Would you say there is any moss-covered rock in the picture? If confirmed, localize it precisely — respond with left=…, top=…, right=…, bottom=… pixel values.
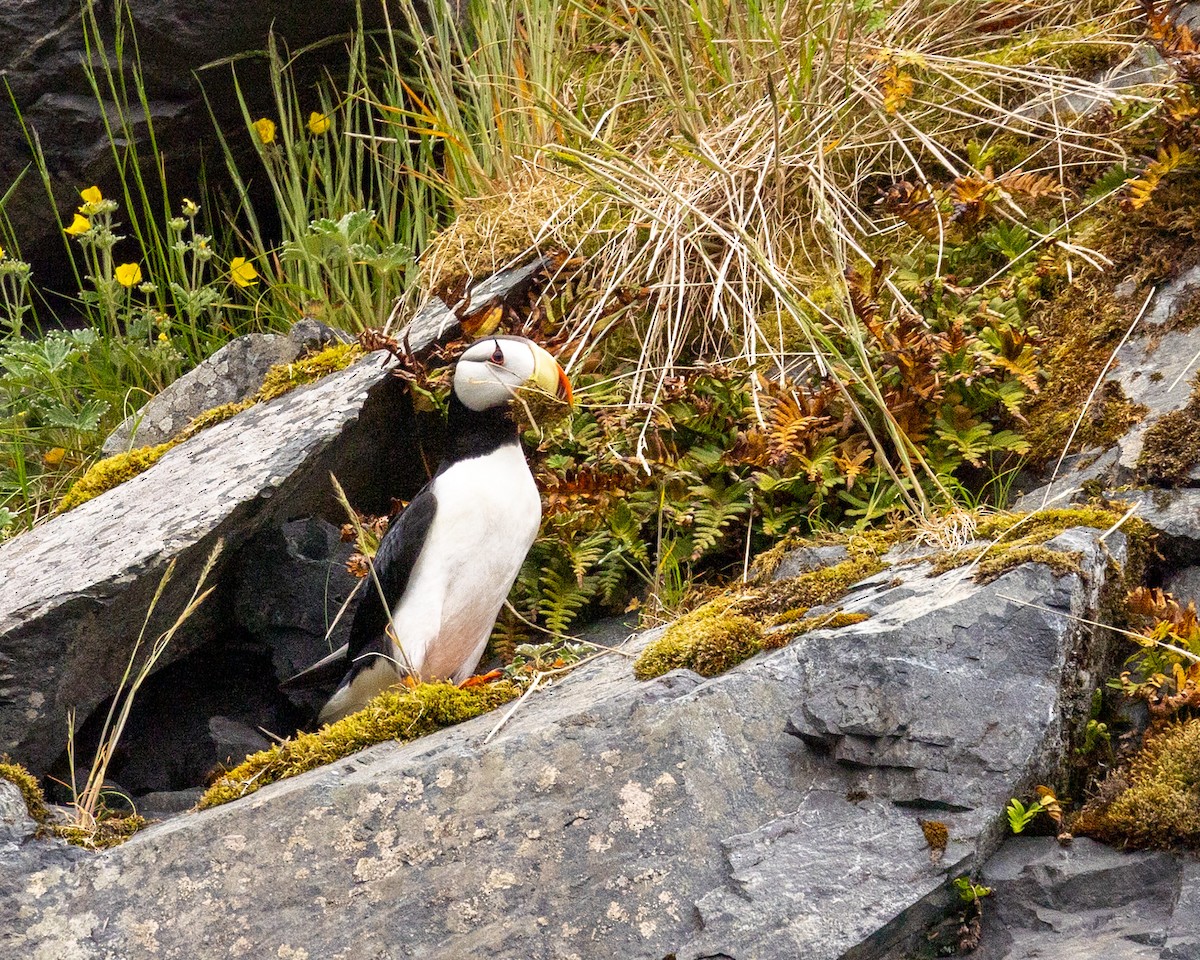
left=199, top=680, right=520, bottom=809
left=0, top=758, right=49, bottom=824
left=1137, top=383, right=1200, bottom=485
left=633, top=598, right=764, bottom=680
left=929, top=504, right=1148, bottom=582
left=634, top=545, right=885, bottom=682
left=1073, top=719, right=1200, bottom=849
left=55, top=442, right=175, bottom=513
left=56, top=343, right=364, bottom=513
left=52, top=814, right=148, bottom=850
left=255, top=342, right=362, bottom=402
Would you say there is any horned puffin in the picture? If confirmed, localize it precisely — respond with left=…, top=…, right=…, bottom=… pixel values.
left=289, top=335, right=572, bottom=725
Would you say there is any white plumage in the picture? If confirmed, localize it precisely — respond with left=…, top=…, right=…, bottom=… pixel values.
left=300, top=336, right=570, bottom=725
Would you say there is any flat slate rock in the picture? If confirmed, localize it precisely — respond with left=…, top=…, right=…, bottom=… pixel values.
left=2, top=528, right=1125, bottom=959
left=975, top=837, right=1199, bottom=960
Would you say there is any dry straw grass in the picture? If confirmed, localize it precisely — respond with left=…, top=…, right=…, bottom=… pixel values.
left=386, top=0, right=1144, bottom=504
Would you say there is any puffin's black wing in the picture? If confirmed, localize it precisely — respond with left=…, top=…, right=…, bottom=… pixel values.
left=342, top=485, right=439, bottom=674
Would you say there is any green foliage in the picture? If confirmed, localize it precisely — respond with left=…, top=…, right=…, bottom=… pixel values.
left=1006, top=796, right=1046, bottom=834
left=199, top=681, right=520, bottom=809
left=953, top=876, right=992, bottom=903
left=1110, top=587, right=1200, bottom=719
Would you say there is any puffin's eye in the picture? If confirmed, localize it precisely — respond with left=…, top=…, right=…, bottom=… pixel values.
left=490, top=343, right=504, bottom=364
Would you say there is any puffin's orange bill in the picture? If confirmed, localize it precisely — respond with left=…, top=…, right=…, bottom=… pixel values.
left=556, top=364, right=574, bottom=406
left=529, top=342, right=574, bottom=407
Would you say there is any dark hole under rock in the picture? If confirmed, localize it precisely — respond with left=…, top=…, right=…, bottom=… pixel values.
left=42, top=372, right=450, bottom=809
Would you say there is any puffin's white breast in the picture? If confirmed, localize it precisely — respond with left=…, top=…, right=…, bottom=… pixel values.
left=391, top=443, right=541, bottom=680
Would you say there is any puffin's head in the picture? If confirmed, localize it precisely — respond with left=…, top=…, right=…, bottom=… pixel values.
left=452, top=336, right=573, bottom=412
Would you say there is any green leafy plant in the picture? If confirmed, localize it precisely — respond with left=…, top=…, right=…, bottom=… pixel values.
left=1006, top=796, right=1046, bottom=834
left=953, top=876, right=992, bottom=903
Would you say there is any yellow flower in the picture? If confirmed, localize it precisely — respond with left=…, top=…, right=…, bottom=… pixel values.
left=308, top=111, right=331, bottom=135
left=64, top=214, right=91, bottom=236
left=157, top=332, right=169, bottom=343
left=182, top=198, right=200, bottom=218
left=0, top=244, right=5, bottom=261
left=253, top=118, right=276, bottom=145
left=115, top=262, right=143, bottom=287
left=43, top=447, right=67, bottom=468
left=80, top=186, right=102, bottom=206
left=229, top=256, right=259, bottom=288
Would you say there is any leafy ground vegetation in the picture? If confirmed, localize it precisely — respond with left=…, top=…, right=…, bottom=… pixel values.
left=8, top=0, right=1200, bottom=845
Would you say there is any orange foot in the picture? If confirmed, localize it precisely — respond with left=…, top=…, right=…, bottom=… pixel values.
left=459, top=669, right=503, bottom=688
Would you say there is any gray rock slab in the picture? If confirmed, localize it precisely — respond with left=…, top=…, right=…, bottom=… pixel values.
left=1, top=529, right=1123, bottom=960
left=102, top=333, right=302, bottom=454
left=1164, top=565, right=1200, bottom=606
left=1107, top=488, right=1200, bottom=547
left=0, top=354, right=399, bottom=775
left=974, top=837, right=1186, bottom=960
left=771, top=544, right=849, bottom=581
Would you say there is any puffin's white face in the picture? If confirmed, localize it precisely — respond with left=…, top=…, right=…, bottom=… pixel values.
left=453, top=336, right=572, bottom=412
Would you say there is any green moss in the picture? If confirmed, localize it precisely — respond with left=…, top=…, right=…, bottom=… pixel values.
left=764, top=610, right=871, bottom=649
left=55, top=343, right=364, bottom=514
left=634, top=547, right=885, bottom=681
left=255, top=342, right=362, bottom=402
left=199, top=680, right=520, bottom=809
left=633, top=597, right=764, bottom=681
left=746, top=554, right=885, bottom=619
left=975, top=545, right=1082, bottom=583
left=174, top=400, right=254, bottom=443
left=0, top=759, right=49, bottom=824
left=1073, top=719, right=1200, bottom=849
left=930, top=505, right=1147, bottom=581
left=55, top=441, right=175, bottom=513
left=1137, top=384, right=1200, bottom=485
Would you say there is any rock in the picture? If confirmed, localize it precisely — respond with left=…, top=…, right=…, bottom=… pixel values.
left=770, top=543, right=848, bottom=581
left=1, top=527, right=1126, bottom=959
left=0, top=262, right=558, bottom=780
left=0, top=781, right=37, bottom=854
left=973, top=837, right=1191, bottom=959
left=207, top=717, right=271, bottom=769
left=101, top=333, right=302, bottom=454
left=135, top=789, right=205, bottom=821
left=0, top=355, right=411, bottom=777
left=1014, top=263, right=1200, bottom=508
left=1105, top=488, right=1200, bottom=550
left=233, top=517, right=358, bottom=710
left=1163, top=564, right=1200, bottom=605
